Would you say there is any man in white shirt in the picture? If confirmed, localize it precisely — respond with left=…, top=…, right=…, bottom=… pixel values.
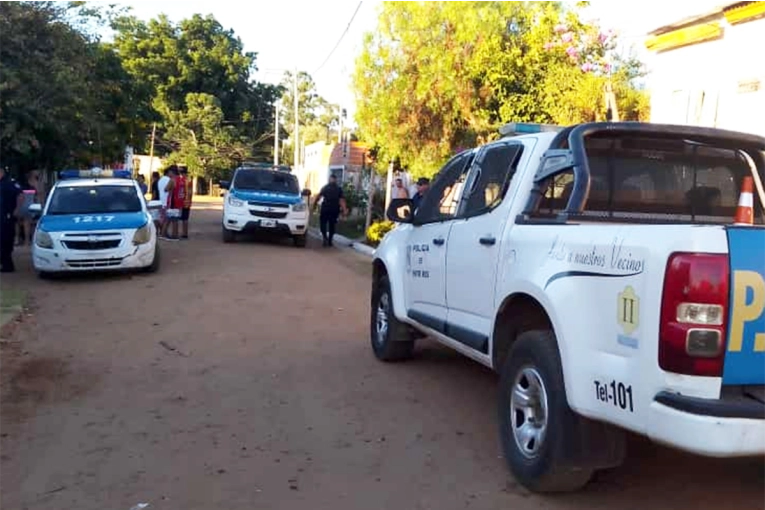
left=157, top=167, right=176, bottom=240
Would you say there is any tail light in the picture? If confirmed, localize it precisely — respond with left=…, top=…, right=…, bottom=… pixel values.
left=659, top=253, right=729, bottom=377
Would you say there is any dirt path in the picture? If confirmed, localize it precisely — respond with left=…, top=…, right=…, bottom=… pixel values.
left=1, top=204, right=763, bottom=510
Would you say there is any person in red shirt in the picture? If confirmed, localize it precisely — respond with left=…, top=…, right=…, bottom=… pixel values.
left=168, top=168, right=186, bottom=240
left=179, top=166, right=193, bottom=239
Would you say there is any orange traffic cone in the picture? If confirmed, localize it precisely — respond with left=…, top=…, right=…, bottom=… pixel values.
left=733, top=176, right=754, bottom=226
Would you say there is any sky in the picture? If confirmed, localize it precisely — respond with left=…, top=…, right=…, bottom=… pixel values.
left=111, top=0, right=725, bottom=125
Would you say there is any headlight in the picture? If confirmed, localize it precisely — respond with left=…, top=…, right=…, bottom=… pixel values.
left=228, top=195, right=244, bottom=207
left=35, top=230, right=53, bottom=249
left=132, top=223, right=151, bottom=245
left=292, top=201, right=307, bottom=212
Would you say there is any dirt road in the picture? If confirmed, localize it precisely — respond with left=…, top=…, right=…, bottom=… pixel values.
left=1, top=203, right=763, bottom=510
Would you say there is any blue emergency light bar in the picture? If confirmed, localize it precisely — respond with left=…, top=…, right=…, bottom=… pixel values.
left=499, top=122, right=562, bottom=137
left=59, top=169, right=133, bottom=180
left=241, top=162, right=292, bottom=172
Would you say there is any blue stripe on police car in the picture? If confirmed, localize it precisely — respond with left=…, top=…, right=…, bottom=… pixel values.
left=39, top=212, right=148, bottom=232
left=231, top=190, right=302, bottom=205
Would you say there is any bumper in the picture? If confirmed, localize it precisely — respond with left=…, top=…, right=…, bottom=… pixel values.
left=32, top=241, right=156, bottom=272
left=647, top=392, right=765, bottom=457
left=223, top=211, right=307, bottom=236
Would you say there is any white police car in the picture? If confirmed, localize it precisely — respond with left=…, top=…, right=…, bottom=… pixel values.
left=220, top=164, right=311, bottom=247
left=30, top=168, right=162, bottom=278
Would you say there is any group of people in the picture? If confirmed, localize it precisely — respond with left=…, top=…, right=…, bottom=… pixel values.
left=0, top=168, right=46, bottom=272
left=149, top=165, right=193, bottom=241
left=392, top=176, right=430, bottom=210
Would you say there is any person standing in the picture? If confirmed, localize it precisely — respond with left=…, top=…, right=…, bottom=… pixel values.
left=392, top=178, right=409, bottom=199
left=313, top=174, right=348, bottom=247
left=0, top=167, right=24, bottom=272
left=150, top=171, right=160, bottom=201
left=137, top=174, right=148, bottom=196
left=16, top=170, right=40, bottom=246
left=158, top=166, right=178, bottom=241
left=411, top=177, right=430, bottom=210
left=179, top=166, right=193, bottom=240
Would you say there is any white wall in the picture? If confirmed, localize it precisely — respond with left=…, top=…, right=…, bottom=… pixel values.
left=648, top=17, right=765, bottom=136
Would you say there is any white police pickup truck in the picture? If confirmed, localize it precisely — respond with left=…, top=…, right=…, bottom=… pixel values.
left=30, top=169, right=162, bottom=277
left=372, top=122, right=765, bottom=492
left=220, top=164, right=311, bottom=247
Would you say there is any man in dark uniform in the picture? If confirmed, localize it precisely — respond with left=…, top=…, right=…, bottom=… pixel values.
left=411, top=177, right=430, bottom=211
left=313, top=174, right=348, bottom=247
left=0, top=167, right=24, bottom=272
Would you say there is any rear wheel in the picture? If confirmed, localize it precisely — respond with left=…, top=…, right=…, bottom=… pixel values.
left=293, top=234, right=307, bottom=248
left=498, top=330, right=594, bottom=493
left=370, top=276, right=414, bottom=361
left=222, top=226, right=236, bottom=243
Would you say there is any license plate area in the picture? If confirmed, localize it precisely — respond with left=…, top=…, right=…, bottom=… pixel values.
left=260, top=219, right=276, bottom=228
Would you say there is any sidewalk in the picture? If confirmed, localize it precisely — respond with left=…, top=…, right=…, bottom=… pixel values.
left=307, top=228, right=375, bottom=258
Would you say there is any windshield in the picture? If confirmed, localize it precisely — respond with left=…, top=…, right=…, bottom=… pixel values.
left=233, top=169, right=299, bottom=194
left=47, top=185, right=143, bottom=215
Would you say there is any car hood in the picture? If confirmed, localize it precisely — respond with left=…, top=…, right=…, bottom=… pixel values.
left=39, top=212, right=148, bottom=232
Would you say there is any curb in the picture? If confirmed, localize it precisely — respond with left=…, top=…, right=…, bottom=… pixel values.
left=308, top=228, right=375, bottom=258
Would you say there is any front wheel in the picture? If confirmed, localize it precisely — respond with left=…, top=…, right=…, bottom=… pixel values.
left=293, top=234, right=307, bottom=248
left=369, top=276, right=414, bottom=361
left=222, top=226, right=236, bottom=243
left=143, top=243, right=161, bottom=273
left=498, top=330, right=593, bottom=493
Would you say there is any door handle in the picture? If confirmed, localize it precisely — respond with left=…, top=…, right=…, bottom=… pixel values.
left=479, top=236, right=496, bottom=246
left=432, top=237, right=445, bottom=246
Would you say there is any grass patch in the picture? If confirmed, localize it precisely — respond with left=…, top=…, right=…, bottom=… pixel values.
left=309, top=213, right=367, bottom=241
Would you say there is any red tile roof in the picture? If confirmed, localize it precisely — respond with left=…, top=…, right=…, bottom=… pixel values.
left=329, top=141, right=368, bottom=168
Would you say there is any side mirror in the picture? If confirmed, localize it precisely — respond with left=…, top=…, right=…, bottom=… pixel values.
left=146, top=200, right=163, bottom=210
left=386, top=198, right=414, bottom=223
left=219, top=180, right=230, bottom=190
left=28, top=203, right=42, bottom=217
left=301, top=188, right=312, bottom=198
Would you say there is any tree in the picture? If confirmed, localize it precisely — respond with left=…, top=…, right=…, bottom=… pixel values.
left=353, top=1, right=649, bottom=177
left=0, top=2, right=141, bottom=174
left=162, top=93, right=247, bottom=181
left=111, top=13, right=280, bottom=173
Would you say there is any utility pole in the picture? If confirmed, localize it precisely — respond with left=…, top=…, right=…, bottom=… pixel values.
left=293, top=67, right=299, bottom=171
left=147, top=122, right=157, bottom=197
left=274, top=101, right=280, bottom=166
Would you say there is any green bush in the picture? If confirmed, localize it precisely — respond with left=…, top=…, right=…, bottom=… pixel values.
left=366, top=220, right=395, bottom=246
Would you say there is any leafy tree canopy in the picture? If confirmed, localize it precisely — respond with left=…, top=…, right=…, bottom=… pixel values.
left=353, top=1, right=649, bottom=177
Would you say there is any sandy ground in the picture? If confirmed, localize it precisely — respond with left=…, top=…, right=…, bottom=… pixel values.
left=1, top=203, right=763, bottom=510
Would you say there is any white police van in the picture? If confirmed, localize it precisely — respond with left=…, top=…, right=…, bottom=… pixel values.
left=220, top=164, right=311, bottom=247
left=30, top=168, right=162, bottom=278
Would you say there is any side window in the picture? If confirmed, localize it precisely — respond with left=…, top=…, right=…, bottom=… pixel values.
left=414, top=152, right=473, bottom=224
left=460, top=144, right=523, bottom=218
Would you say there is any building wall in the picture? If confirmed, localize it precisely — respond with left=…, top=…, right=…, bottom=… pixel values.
left=648, top=9, right=765, bottom=136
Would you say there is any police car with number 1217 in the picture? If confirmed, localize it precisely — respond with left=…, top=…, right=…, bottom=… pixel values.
left=30, top=169, right=163, bottom=277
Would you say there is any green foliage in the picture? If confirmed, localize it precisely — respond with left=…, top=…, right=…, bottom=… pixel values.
left=111, top=13, right=280, bottom=176
left=353, top=1, right=649, bottom=178
left=366, top=220, right=395, bottom=246
left=0, top=1, right=141, bottom=173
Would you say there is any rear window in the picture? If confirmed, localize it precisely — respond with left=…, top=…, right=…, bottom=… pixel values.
left=233, top=169, right=299, bottom=194
left=48, top=185, right=142, bottom=215
left=538, top=135, right=764, bottom=224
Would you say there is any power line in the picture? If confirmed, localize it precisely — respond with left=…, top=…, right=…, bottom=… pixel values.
left=313, top=1, right=363, bottom=75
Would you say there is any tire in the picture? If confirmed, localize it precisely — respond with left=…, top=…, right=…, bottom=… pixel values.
left=370, top=275, right=415, bottom=361
left=498, top=330, right=594, bottom=493
left=293, top=234, right=307, bottom=248
left=222, top=226, right=236, bottom=243
left=143, top=243, right=161, bottom=273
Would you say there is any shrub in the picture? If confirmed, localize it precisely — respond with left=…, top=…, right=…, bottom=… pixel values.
left=366, top=220, right=395, bottom=246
